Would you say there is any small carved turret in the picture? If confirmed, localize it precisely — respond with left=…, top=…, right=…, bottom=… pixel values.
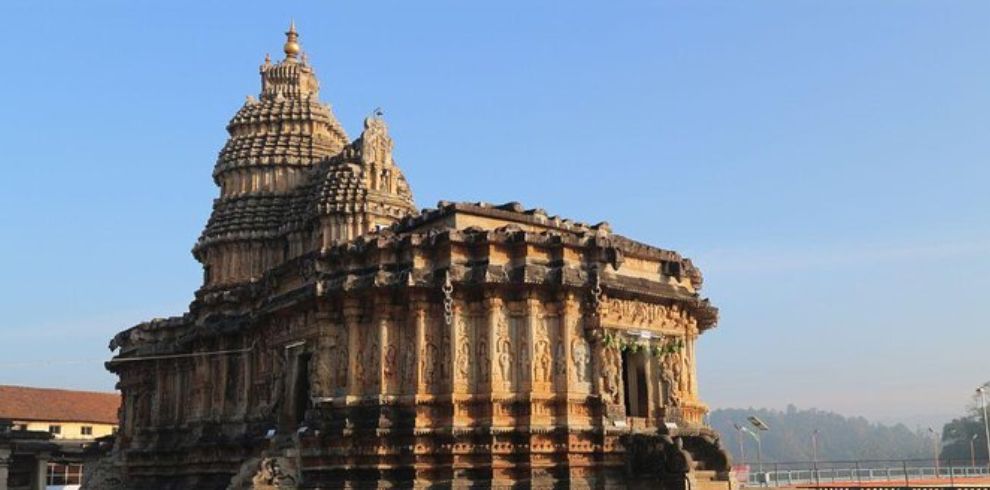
left=316, top=111, right=416, bottom=247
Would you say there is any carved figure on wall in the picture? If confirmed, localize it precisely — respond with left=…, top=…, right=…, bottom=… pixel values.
left=354, top=336, right=366, bottom=385
left=477, top=334, right=489, bottom=382
left=402, top=340, right=415, bottom=389
left=368, top=337, right=380, bottom=388
left=334, top=343, right=348, bottom=388
left=251, top=457, right=297, bottom=489
left=422, top=335, right=438, bottom=387
left=384, top=344, right=397, bottom=380
left=571, top=337, right=590, bottom=383
left=673, top=352, right=688, bottom=396
left=455, top=319, right=471, bottom=381
left=661, top=353, right=682, bottom=407
left=534, top=319, right=552, bottom=382
left=495, top=316, right=512, bottom=383
left=602, top=347, right=621, bottom=404
left=310, top=343, right=333, bottom=397
left=518, top=329, right=529, bottom=384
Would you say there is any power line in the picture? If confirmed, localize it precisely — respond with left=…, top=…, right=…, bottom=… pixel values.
left=0, top=342, right=257, bottom=369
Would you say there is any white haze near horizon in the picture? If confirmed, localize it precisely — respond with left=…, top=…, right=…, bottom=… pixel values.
left=0, top=2, right=988, bottom=432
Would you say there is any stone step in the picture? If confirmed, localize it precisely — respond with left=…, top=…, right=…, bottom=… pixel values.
left=693, top=470, right=718, bottom=479
left=693, top=479, right=732, bottom=490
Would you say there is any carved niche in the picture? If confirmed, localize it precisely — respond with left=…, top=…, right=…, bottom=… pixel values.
left=534, top=317, right=552, bottom=384
left=476, top=325, right=490, bottom=384
left=571, top=336, right=590, bottom=384
left=454, top=317, right=472, bottom=387
left=661, top=352, right=682, bottom=407
left=421, top=330, right=439, bottom=390
left=601, top=346, right=622, bottom=405
left=401, top=323, right=416, bottom=391
left=494, top=311, right=512, bottom=388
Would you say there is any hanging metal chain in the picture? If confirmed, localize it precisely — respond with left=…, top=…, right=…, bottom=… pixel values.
left=442, top=270, right=454, bottom=325
left=590, top=266, right=604, bottom=317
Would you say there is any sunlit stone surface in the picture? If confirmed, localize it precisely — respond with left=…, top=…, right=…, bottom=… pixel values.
left=96, top=25, right=733, bottom=490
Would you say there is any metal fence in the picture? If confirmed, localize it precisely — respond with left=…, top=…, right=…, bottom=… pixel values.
left=735, top=458, right=990, bottom=487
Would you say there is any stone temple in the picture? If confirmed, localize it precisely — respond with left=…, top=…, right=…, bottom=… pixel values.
left=96, top=24, right=733, bottom=490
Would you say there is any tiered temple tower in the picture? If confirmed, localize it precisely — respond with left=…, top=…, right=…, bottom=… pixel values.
left=194, top=23, right=414, bottom=288
left=99, top=25, right=733, bottom=490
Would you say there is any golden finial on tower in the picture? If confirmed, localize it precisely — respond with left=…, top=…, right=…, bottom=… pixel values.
left=284, top=20, right=301, bottom=60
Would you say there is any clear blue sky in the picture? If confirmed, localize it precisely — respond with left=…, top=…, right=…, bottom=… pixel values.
left=1, top=1, right=987, bottom=428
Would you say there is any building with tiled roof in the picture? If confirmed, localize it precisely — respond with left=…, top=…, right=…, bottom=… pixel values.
left=0, top=386, right=118, bottom=440
left=0, top=386, right=118, bottom=490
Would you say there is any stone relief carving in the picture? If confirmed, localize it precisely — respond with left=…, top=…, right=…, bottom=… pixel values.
left=477, top=331, right=490, bottom=383
left=455, top=318, right=471, bottom=382
left=367, top=335, right=380, bottom=389
left=661, top=353, right=682, bottom=407
left=384, top=344, right=397, bottom=380
left=402, top=326, right=416, bottom=389
left=602, top=347, right=622, bottom=405
left=517, top=321, right=529, bottom=384
left=495, top=315, right=512, bottom=383
left=227, top=456, right=298, bottom=489
left=333, top=329, right=348, bottom=389
left=601, top=297, right=693, bottom=332
left=310, top=341, right=333, bottom=397
left=534, top=318, right=552, bottom=383
left=571, top=337, right=590, bottom=383
left=422, top=333, right=439, bottom=388
left=354, top=330, right=366, bottom=386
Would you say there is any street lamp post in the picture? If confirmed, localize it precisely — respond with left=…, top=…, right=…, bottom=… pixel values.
left=978, top=387, right=990, bottom=471
left=972, top=434, right=979, bottom=469
left=811, top=429, right=820, bottom=464
left=811, top=429, right=821, bottom=486
left=745, top=416, right=770, bottom=485
left=733, top=423, right=746, bottom=464
left=742, top=427, right=763, bottom=479
left=928, top=427, right=940, bottom=478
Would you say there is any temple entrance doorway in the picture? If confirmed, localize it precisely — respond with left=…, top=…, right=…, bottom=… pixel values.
left=285, top=351, right=311, bottom=427
left=622, top=350, right=649, bottom=418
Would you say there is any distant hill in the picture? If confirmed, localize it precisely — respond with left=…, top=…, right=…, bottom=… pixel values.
left=709, top=405, right=930, bottom=463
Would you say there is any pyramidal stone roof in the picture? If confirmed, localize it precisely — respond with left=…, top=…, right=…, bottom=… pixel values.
left=194, top=25, right=416, bottom=259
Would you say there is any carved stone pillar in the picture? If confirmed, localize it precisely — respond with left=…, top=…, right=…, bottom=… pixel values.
left=451, top=298, right=467, bottom=396
left=523, top=295, right=539, bottom=396
left=0, top=447, right=10, bottom=490
left=343, top=297, right=361, bottom=397
left=485, top=293, right=506, bottom=432
left=687, top=333, right=699, bottom=400
left=412, top=294, right=427, bottom=394
left=375, top=297, right=390, bottom=395
left=32, top=453, right=49, bottom=490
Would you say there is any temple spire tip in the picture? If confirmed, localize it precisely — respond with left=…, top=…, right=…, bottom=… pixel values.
left=283, top=20, right=301, bottom=60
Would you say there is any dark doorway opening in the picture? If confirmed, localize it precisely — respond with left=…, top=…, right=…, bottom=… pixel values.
left=622, top=350, right=649, bottom=417
left=292, top=352, right=312, bottom=426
